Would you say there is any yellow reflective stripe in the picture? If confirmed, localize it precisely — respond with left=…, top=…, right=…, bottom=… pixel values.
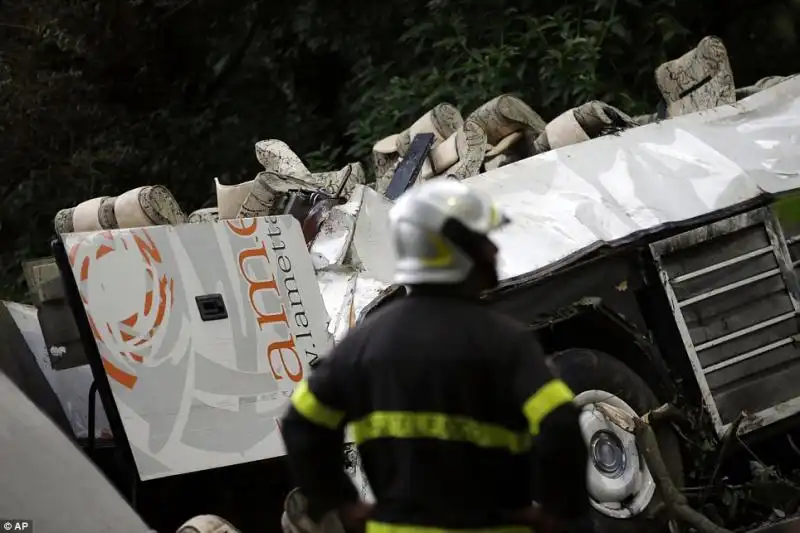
left=291, top=381, right=345, bottom=430
left=367, top=521, right=531, bottom=533
left=350, top=411, right=531, bottom=454
left=489, top=204, right=499, bottom=227
left=522, top=379, right=574, bottom=436
left=419, top=233, right=454, bottom=268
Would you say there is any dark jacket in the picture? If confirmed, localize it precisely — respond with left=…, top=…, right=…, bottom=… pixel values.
left=281, top=291, right=589, bottom=531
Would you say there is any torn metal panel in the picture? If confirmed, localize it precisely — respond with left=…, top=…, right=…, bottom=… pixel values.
left=350, top=187, right=395, bottom=283
left=311, top=186, right=395, bottom=341
left=311, top=185, right=394, bottom=282
left=326, top=273, right=389, bottom=342
left=309, top=186, right=364, bottom=268
left=650, top=207, right=800, bottom=436
left=316, top=271, right=356, bottom=322
left=351, top=276, right=392, bottom=325
left=316, top=270, right=358, bottom=337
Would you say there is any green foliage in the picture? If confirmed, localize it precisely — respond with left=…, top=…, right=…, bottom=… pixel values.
left=2, top=0, right=800, bottom=297
left=303, top=143, right=344, bottom=173
left=342, top=0, right=690, bottom=159
left=775, top=193, right=800, bottom=234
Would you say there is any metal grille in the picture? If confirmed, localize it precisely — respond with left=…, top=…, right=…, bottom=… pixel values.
left=650, top=208, right=800, bottom=436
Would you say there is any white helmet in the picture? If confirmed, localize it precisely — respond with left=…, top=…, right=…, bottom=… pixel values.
left=389, top=177, right=509, bottom=285
left=176, top=515, right=241, bottom=533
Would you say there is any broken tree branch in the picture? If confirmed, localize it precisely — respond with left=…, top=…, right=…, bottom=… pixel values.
left=633, top=408, right=733, bottom=533
left=701, top=412, right=745, bottom=504
left=642, top=403, right=687, bottom=425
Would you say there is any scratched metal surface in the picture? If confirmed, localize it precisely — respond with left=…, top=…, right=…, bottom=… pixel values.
left=467, top=77, right=800, bottom=282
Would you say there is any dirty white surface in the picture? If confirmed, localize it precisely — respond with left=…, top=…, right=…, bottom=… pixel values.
left=0, top=370, right=151, bottom=533
left=467, top=77, right=800, bottom=281
left=311, top=186, right=394, bottom=341
left=58, top=216, right=331, bottom=480
left=4, top=301, right=112, bottom=439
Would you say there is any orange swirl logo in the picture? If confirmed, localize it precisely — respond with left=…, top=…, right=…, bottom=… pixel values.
left=68, top=229, right=175, bottom=389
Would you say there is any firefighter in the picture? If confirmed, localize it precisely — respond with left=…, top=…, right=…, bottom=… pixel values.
left=280, top=177, right=592, bottom=533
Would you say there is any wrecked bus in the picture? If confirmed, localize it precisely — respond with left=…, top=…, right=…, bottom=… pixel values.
left=7, top=41, right=800, bottom=533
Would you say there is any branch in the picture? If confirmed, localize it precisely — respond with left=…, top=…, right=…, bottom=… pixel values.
left=633, top=406, right=733, bottom=533
left=701, top=413, right=744, bottom=504
left=642, top=403, right=687, bottom=425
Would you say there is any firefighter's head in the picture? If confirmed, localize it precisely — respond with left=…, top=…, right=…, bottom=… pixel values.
left=388, top=177, right=509, bottom=293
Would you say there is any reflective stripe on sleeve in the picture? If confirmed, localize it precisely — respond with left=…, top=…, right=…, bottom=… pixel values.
left=350, top=411, right=531, bottom=454
left=521, top=379, right=574, bottom=436
left=367, top=521, right=531, bottom=533
left=291, top=380, right=346, bottom=430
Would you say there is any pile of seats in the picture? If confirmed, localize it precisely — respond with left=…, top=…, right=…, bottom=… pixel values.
left=52, top=35, right=797, bottom=241
left=52, top=138, right=367, bottom=234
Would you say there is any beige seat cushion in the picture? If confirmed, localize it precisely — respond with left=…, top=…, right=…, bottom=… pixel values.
left=254, top=139, right=311, bottom=178
left=53, top=185, right=185, bottom=233
left=236, top=172, right=317, bottom=219
left=72, top=197, right=108, bottom=233
left=188, top=208, right=220, bottom=224
left=216, top=178, right=253, bottom=220
left=467, top=95, right=546, bottom=156
left=309, top=162, right=366, bottom=197
left=114, top=185, right=186, bottom=228
left=655, top=35, right=735, bottom=117
left=53, top=208, right=75, bottom=234
left=176, top=515, right=241, bottom=533
left=435, top=120, right=487, bottom=181
left=545, top=109, right=591, bottom=150
left=395, top=103, right=463, bottom=156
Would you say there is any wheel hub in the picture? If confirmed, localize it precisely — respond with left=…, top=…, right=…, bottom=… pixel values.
left=590, top=430, right=626, bottom=478
left=574, top=390, right=657, bottom=520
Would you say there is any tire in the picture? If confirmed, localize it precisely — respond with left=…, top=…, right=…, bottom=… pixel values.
left=548, top=348, right=684, bottom=533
